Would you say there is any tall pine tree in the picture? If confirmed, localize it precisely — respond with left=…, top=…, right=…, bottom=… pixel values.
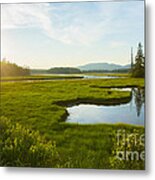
left=132, top=43, right=145, bottom=78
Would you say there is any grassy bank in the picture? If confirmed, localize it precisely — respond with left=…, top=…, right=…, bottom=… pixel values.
left=0, top=77, right=145, bottom=169
left=0, top=74, right=84, bottom=81
left=0, top=72, right=130, bottom=82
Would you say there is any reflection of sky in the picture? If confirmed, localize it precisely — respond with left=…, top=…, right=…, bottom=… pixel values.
left=66, top=93, right=144, bottom=125
left=83, top=75, right=119, bottom=79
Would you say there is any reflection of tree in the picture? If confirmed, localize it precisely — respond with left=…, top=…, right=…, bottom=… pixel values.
left=133, top=88, right=145, bottom=117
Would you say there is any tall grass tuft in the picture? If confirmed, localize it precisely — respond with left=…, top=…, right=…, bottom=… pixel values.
left=0, top=116, right=60, bottom=167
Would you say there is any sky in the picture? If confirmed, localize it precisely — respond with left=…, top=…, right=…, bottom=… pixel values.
left=1, top=0, right=144, bottom=69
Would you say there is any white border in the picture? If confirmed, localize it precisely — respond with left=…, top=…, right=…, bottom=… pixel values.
left=0, top=0, right=155, bottom=179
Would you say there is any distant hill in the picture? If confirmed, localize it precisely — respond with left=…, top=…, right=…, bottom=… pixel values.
left=31, top=69, right=47, bottom=74
left=78, top=63, right=131, bottom=71
left=47, top=67, right=81, bottom=74
left=30, top=63, right=131, bottom=75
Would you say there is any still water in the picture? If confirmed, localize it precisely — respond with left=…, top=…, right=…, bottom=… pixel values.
left=66, top=88, right=145, bottom=126
left=39, top=74, right=122, bottom=79
left=83, top=75, right=121, bottom=79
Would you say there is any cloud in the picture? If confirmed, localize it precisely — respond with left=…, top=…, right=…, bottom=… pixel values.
left=1, top=1, right=144, bottom=45
left=1, top=3, right=109, bottom=45
left=1, top=3, right=52, bottom=36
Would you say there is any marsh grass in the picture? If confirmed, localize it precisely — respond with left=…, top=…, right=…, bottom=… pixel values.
left=0, top=75, right=83, bottom=81
left=0, top=77, right=145, bottom=168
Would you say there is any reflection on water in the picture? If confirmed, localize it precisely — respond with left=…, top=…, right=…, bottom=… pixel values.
left=66, top=88, right=145, bottom=125
left=133, top=88, right=145, bottom=117
left=40, top=74, right=122, bottom=79
left=83, top=75, right=120, bottom=79
left=3, top=75, right=122, bottom=83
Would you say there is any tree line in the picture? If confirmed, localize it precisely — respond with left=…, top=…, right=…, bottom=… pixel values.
left=1, top=60, right=30, bottom=77
left=1, top=43, right=145, bottom=78
left=47, top=67, right=81, bottom=74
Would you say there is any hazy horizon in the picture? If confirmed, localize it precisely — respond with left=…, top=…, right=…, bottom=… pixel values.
left=30, top=61, right=130, bottom=70
left=1, top=1, right=144, bottom=69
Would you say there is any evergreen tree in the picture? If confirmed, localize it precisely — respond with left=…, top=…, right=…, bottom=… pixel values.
left=132, top=43, right=145, bottom=77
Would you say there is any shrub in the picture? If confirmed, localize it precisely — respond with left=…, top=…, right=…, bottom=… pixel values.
left=109, top=129, right=145, bottom=170
left=0, top=116, right=60, bottom=167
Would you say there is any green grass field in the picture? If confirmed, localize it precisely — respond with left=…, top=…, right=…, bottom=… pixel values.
left=0, top=73, right=129, bottom=81
left=0, top=77, right=145, bottom=169
left=0, top=74, right=84, bottom=81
